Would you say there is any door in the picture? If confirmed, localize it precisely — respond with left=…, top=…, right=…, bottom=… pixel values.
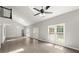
left=56, top=24, right=65, bottom=45
left=0, top=24, right=2, bottom=48
left=48, top=25, right=56, bottom=43
left=48, top=23, right=65, bottom=45
left=33, top=27, right=39, bottom=39
left=22, top=29, right=25, bottom=36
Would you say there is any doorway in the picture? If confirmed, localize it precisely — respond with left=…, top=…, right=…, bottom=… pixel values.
left=48, top=23, right=65, bottom=45
left=32, top=27, right=39, bottom=39
left=0, top=24, right=2, bottom=48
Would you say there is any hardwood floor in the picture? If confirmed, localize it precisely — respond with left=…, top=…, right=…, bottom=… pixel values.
left=0, top=37, right=79, bottom=53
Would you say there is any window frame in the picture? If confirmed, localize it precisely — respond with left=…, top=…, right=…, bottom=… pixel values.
left=0, top=6, right=12, bottom=19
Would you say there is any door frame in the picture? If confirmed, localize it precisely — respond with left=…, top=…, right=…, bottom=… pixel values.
left=48, top=23, right=65, bottom=46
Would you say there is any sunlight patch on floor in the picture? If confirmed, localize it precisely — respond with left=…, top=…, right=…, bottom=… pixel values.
left=54, top=45, right=64, bottom=50
left=44, top=43, right=54, bottom=46
left=8, top=48, right=24, bottom=53
left=7, top=39, right=17, bottom=42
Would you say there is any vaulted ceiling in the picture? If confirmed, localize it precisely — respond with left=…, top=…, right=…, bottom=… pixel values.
left=6, top=6, right=79, bottom=26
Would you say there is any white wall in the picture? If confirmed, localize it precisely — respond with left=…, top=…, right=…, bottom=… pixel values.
left=0, top=12, right=24, bottom=45
left=6, top=23, right=23, bottom=38
left=27, top=9, right=79, bottom=49
left=0, top=18, right=24, bottom=44
left=0, top=17, right=12, bottom=44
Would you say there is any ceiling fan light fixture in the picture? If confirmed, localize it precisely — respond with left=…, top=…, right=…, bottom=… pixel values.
left=40, top=13, right=45, bottom=17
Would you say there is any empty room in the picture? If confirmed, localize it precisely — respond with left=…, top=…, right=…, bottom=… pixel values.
left=0, top=6, right=79, bottom=53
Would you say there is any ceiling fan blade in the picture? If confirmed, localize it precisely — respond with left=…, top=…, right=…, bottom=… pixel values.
left=33, top=8, right=40, bottom=12
left=46, top=6, right=50, bottom=10
left=34, top=13, right=40, bottom=16
left=45, top=12, right=53, bottom=14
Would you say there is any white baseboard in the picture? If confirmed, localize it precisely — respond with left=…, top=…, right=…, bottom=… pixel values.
left=65, top=46, right=79, bottom=51
left=37, top=38, right=79, bottom=51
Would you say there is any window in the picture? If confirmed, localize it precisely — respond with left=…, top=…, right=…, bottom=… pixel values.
left=0, top=6, right=12, bottom=19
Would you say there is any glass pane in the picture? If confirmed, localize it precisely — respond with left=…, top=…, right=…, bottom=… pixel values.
left=0, top=7, right=4, bottom=17
left=56, top=25, right=64, bottom=44
left=0, top=6, right=12, bottom=19
left=3, top=8, right=10, bottom=17
left=49, top=28, right=54, bottom=34
left=57, top=33, right=64, bottom=44
left=57, top=26, right=63, bottom=32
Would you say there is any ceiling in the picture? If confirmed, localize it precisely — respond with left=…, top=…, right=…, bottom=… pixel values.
left=6, top=6, right=79, bottom=26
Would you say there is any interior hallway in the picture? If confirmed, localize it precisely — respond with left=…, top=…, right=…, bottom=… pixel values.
left=0, top=37, right=79, bottom=53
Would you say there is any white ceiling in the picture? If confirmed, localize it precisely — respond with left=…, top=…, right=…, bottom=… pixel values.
left=6, top=6, right=79, bottom=26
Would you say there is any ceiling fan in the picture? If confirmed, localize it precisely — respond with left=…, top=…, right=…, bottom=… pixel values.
left=33, top=6, right=52, bottom=16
